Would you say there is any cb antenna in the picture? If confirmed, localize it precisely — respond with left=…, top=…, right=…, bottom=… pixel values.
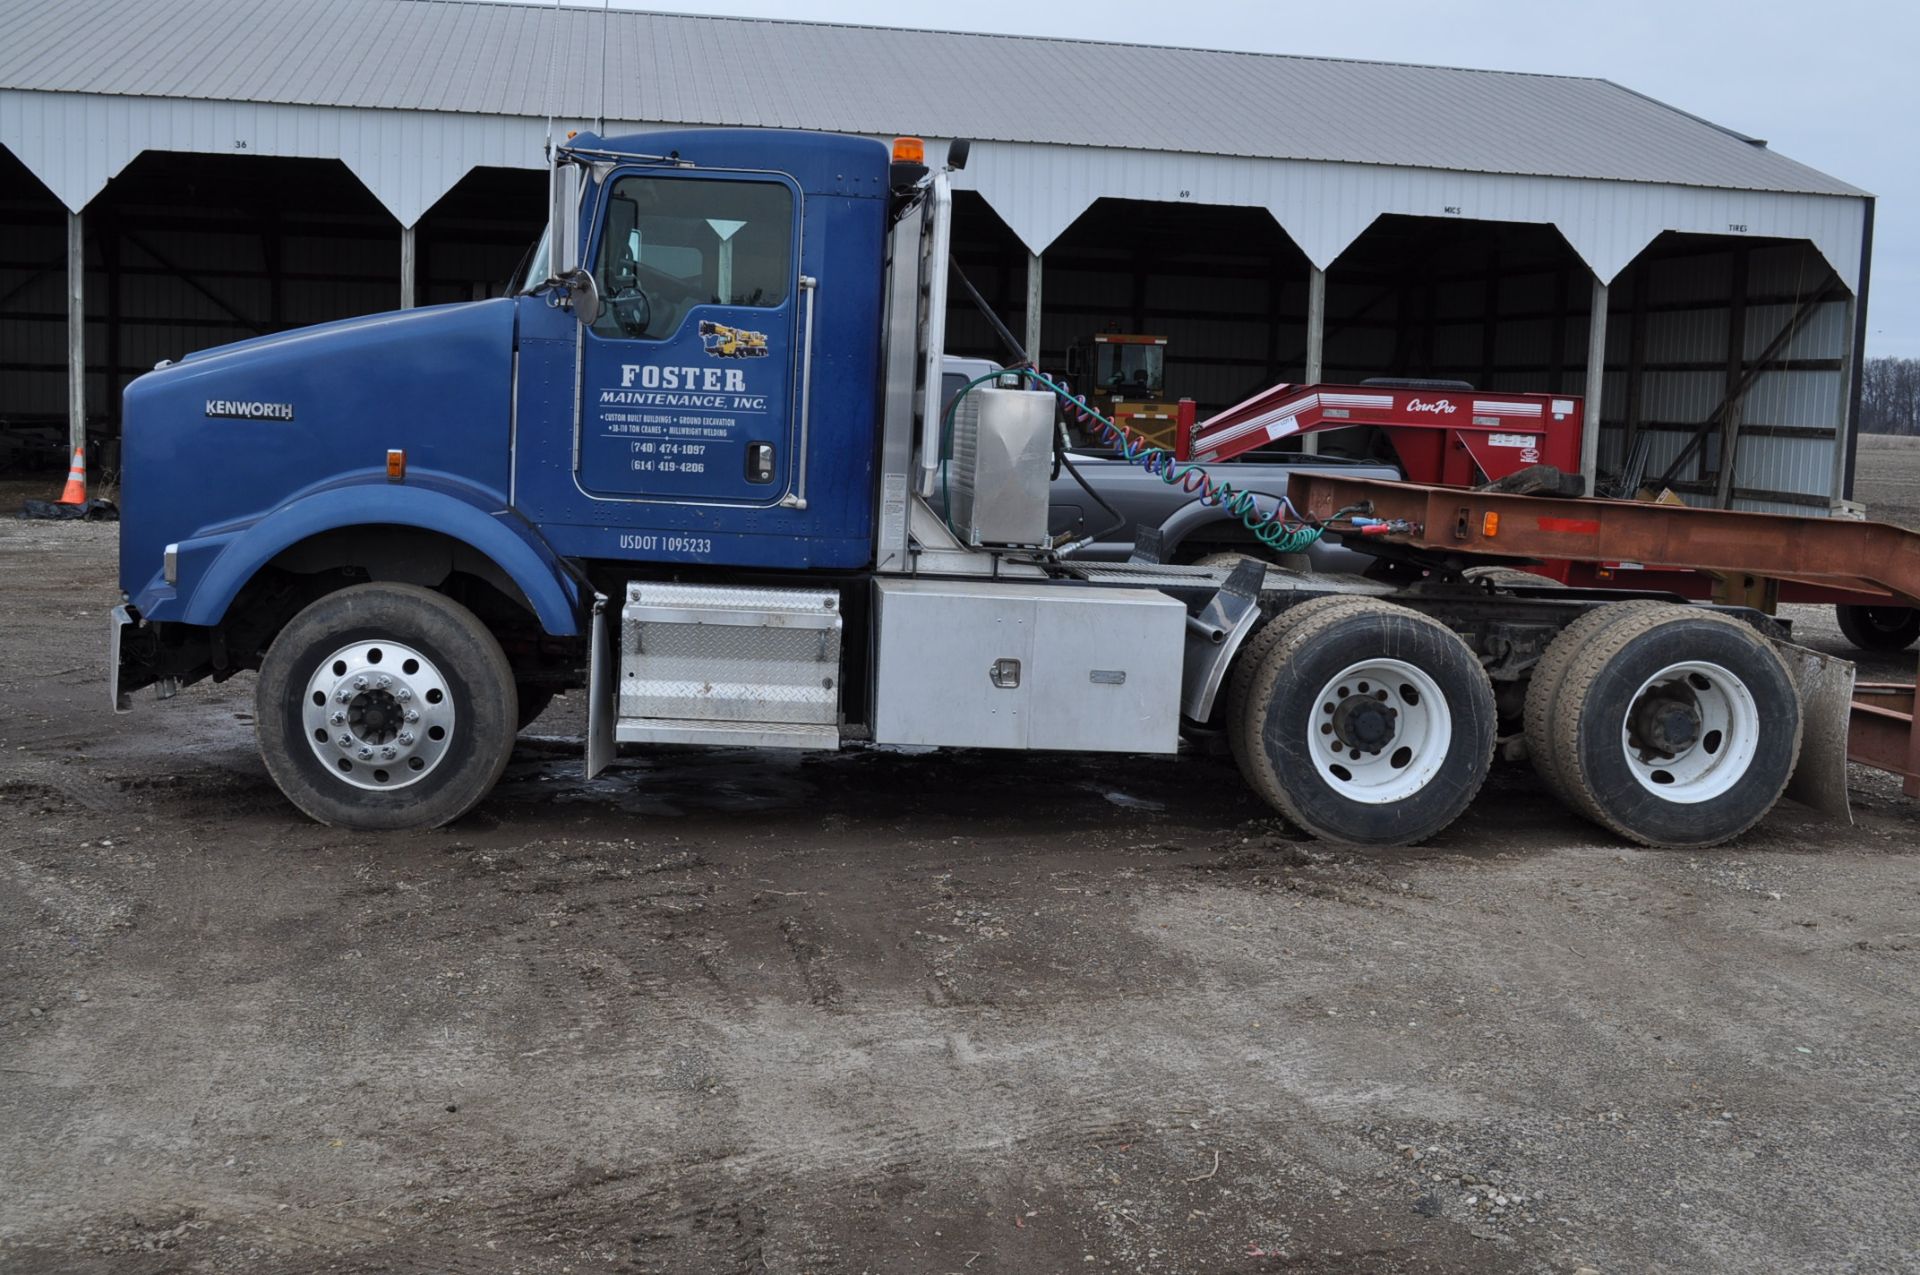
left=543, top=0, right=563, bottom=158
left=596, top=0, right=610, bottom=134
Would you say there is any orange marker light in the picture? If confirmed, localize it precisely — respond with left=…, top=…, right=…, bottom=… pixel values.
left=892, top=136, right=926, bottom=164
left=387, top=449, right=406, bottom=482
left=1482, top=511, right=1500, bottom=537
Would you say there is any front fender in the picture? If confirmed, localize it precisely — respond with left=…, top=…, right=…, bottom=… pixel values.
left=178, top=473, right=583, bottom=636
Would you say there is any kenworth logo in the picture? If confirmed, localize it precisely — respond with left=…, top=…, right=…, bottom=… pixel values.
left=205, top=399, right=294, bottom=421
left=1406, top=398, right=1458, bottom=415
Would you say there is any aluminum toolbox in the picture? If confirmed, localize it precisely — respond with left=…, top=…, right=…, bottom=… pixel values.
left=872, top=577, right=1183, bottom=752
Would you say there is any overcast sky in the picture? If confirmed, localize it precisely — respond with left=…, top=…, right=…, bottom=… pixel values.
left=540, top=0, right=1918, bottom=357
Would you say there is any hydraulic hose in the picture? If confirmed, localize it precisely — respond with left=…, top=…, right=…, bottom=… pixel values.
left=941, top=368, right=1330, bottom=554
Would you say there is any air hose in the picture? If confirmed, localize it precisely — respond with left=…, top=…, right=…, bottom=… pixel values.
left=942, top=367, right=1331, bottom=554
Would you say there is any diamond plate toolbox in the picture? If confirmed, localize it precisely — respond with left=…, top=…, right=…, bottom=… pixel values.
left=619, top=583, right=842, bottom=725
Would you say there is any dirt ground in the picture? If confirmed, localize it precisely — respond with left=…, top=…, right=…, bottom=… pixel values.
left=2, top=453, right=1918, bottom=1275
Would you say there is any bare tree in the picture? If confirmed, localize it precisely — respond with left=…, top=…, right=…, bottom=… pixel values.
left=1862, top=357, right=1920, bottom=435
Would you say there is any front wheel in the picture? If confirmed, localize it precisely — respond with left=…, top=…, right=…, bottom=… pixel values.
left=1233, top=599, right=1496, bottom=846
left=256, top=583, right=519, bottom=830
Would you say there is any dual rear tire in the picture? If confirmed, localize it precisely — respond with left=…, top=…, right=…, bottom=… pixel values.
left=1228, top=597, right=1497, bottom=846
left=1228, top=597, right=1802, bottom=850
left=1524, top=603, right=1800, bottom=847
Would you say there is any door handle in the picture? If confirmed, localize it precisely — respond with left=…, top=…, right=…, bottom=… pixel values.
left=779, top=274, right=818, bottom=510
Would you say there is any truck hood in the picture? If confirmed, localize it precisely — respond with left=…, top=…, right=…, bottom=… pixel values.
left=119, top=298, right=521, bottom=610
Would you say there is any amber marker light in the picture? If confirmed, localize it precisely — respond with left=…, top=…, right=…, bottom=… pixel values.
left=892, top=136, right=926, bottom=163
left=387, top=449, right=407, bottom=482
left=1482, top=511, right=1500, bottom=537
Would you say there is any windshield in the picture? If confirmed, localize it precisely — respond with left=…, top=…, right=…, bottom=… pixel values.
left=511, top=228, right=551, bottom=295
left=1095, top=341, right=1164, bottom=394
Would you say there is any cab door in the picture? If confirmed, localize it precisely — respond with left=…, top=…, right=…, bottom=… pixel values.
left=574, top=169, right=801, bottom=506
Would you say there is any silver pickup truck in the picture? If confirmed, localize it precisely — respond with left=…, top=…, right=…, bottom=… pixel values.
left=942, top=357, right=1400, bottom=570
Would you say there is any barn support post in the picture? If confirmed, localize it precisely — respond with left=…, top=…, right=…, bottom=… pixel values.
left=400, top=224, right=417, bottom=310
left=1580, top=277, right=1609, bottom=493
left=1715, top=247, right=1750, bottom=508
left=1024, top=250, right=1042, bottom=365
left=66, top=209, right=85, bottom=469
left=1301, top=265, right=1326, bottom=456
left=1830, top=292, right=1857, bottom=509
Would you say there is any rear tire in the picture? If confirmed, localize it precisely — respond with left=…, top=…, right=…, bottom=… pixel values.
left=256, top=583, right=518, bottom=830
left=1545, top=604, right=1800, bottom=848
left=1233, top=599, right=1496, bottom=846
left=1225, top=595, right=1380, bottom=776
left=1523, top=601, right=1669, bottom=804
left=1835, top=604, right=1920, bottom=653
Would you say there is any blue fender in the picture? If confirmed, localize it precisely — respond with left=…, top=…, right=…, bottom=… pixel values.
left=183, top=473, right=583, bottom=636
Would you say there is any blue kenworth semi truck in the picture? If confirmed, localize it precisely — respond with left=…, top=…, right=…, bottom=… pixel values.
left=110, top=128, right=1830, bottom=849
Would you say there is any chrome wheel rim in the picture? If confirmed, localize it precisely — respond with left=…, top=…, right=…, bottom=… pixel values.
left=1308, top=658, right=1451, bottom=804
left=301, top=640, right=455, bottom=791
left=1619, top=660, right=1757, bottom=803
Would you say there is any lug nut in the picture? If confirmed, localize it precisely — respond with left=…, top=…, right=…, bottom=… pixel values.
left=396, top=688, right=412, bottom=702
left=377, top=675, right=392, bottom=689
left=353, top=675, right=368, bottom=690
left=381, top=746, right=397, bottom=761
left=329, top=711, right=346, bottom=725
left=397, top=731, right=415, bottom=746
left=336, top=688, right=352, bottom=702
left=404, top=709, right=419, bottom=722
left=337, top=734, right=353, bottom=749
left=357, top=746, right=373, bottom=759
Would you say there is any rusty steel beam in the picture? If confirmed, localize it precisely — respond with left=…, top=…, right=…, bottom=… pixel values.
left=1851, top=682, right=1919, bottom=798
left=1291, top=475, right=1920, bottom=608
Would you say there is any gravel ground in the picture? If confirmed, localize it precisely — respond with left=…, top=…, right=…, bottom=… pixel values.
left=1, top=459, right=1917, bottom=1275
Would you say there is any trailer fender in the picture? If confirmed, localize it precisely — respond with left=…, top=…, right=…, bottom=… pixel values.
left=181, top=474, right=583, bottom=637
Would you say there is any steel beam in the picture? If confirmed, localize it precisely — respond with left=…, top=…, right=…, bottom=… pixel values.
left=66, top=209, right=84, bottom=465
left=1851, top=680, right=1919, bottom=797
left=1301, top=266, right=1326, bottom=456
left=1023, top=250, right=1041, bottom=365
left=1579, top=277, right=1607, bottom=492
left=400, top=225, right=417, bottom=310
left=1288, top=474, right=1920, bottom=608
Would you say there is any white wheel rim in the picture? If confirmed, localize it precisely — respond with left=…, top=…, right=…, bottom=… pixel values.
left=1308, top=658, right=1452, bottom=805
left=1619, top=660, right=1757, bottom=803
left=300, top=640, right=456, bottom=791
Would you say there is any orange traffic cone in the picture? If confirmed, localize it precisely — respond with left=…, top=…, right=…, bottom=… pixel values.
left=56, top=445, right=87, bottom=505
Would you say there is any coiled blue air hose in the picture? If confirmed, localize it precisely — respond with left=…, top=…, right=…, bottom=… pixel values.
left=942, top=367, right=1326, bottom=554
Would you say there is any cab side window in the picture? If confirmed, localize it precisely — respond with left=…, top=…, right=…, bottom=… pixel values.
left=593, top=177, right=793, bottom=341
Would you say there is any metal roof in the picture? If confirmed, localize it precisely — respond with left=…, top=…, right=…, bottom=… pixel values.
left=0, top=0, right=1863, bottom=198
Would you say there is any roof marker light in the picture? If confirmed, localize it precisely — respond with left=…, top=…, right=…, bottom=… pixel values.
left=892, top=137, right=925, bottom=164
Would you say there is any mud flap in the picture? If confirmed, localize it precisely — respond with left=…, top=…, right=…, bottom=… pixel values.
left=1180, top=558, right=1266, bottom=722
left=585, top=593, right=614, bottom=780
left=109, top=605, right=133, bottom=713
left=1776, top=640, right=1855, bottom=824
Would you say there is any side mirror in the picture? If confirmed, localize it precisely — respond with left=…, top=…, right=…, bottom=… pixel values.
left=947, top=139, right=971, bottom=172
left=559, top=266, right=600, bottom=327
